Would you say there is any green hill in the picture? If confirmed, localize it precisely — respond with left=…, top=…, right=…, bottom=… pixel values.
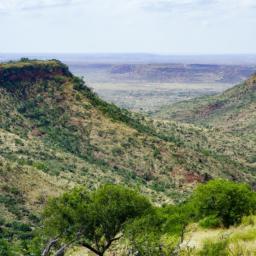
left=152, top=73, right=256, bottom=163
left=153, top=73, right=256, bottom=134
left=0, top=60, right=256, bottom=251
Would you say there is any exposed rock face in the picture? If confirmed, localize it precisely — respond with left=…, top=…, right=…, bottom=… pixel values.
left=0, top=60, right=72, bottom=92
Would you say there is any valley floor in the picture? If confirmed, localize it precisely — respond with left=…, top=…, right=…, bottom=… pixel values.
left=89, top=82, right=233, bottom=113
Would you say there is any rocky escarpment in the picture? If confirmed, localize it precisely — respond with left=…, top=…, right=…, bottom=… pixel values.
left=0, top=59, right=72, bottom=95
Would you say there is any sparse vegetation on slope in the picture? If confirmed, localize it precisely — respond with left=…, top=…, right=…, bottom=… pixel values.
left=153, top=73, right=256, bottom=136
left=152, top=73, right=256, bottom=177
left=0, top=59, right=256, bottom=255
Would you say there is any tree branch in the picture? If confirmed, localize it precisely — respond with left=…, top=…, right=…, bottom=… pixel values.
left=104, top=234, right=123, bottom=252
left=80, top=242, right=101, bottom=256
left=41, top=237, right=59, bottom=256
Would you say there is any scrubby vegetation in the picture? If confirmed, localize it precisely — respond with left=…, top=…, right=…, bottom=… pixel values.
left=153, top=73, right=256, bottom=143
left=0, top=59, right=256, bottom=255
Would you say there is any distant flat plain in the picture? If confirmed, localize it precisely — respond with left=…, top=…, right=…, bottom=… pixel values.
left=89, top=82, right=233, bottom=112
left=67, top=61, right=256, bottom=113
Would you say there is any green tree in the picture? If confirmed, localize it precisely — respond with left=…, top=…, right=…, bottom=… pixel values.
left=125, top=204, right=192, bottom=256
left=41, top=185, right=152, bottom=256
left=191, top=179, right=256, bottom=227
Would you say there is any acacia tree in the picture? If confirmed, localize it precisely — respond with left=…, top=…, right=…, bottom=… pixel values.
left=41, top=185, right=152, bottom=256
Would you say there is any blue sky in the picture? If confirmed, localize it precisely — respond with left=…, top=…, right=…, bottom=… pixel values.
left=0, top=0, right=256, bottom=54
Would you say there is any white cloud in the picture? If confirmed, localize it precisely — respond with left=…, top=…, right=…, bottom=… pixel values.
left=0, top=0, right=255, bottom=13
left=0, top=0, right=81, bottom=11
left=135, top=0, right=256, bottom=12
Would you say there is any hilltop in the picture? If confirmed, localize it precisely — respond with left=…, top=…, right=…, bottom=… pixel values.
left=0, top=59, right=256, bottom=250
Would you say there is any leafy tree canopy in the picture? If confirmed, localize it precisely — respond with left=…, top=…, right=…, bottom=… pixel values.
left=125, top=203, right=193, bottom=255
left=191, top=179, right=256, bottom=227
left=42, top=184, right=152, bottom=256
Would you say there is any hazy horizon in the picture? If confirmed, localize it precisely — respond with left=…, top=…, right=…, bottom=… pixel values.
left=1, top=0, right=256, bottom=54
left=2, top=53, right=256, bottom=65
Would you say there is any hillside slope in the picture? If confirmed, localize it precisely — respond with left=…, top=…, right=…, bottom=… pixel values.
left=1, top=60, right=256, bottom=248
left=151, top=73, right=256, bottom=175
left=153, top=73, right=256, bottom=134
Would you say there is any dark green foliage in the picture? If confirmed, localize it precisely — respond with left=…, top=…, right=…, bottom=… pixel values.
left=73, top=76, right=87, bottom=91
left=191, top=179, right=256, bottom=227
left=0, top=192, right=25, bottom=219
left=199, top=215, right=222, bottom=228
left=0, top=237, right=24, bottom=256
left=42, top=185, right=152, bottom=255
left=125, top=204, right=192, bottom=255
left=20, top=58, right=30, bottom=62
left=0, top=239, right=13, bottom=256
left=6, top=178, right=256, bottom=255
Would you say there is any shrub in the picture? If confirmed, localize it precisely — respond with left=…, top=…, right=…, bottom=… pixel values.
left=199, top=215, right=222, bottom=228
left=191, top=179, right=256, bottom=227
left=0, top=239, right=12, bottom=256
left=125, top=204, right=191, bottom=256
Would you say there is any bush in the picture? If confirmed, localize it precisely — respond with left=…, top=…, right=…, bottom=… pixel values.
left=125, top=204, right=191, bottom=256
left=0, top=239, right=17, bottom=256
left=191, top=179, right=256, bottom=227
left=199, top=215, right=222, bottom=228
